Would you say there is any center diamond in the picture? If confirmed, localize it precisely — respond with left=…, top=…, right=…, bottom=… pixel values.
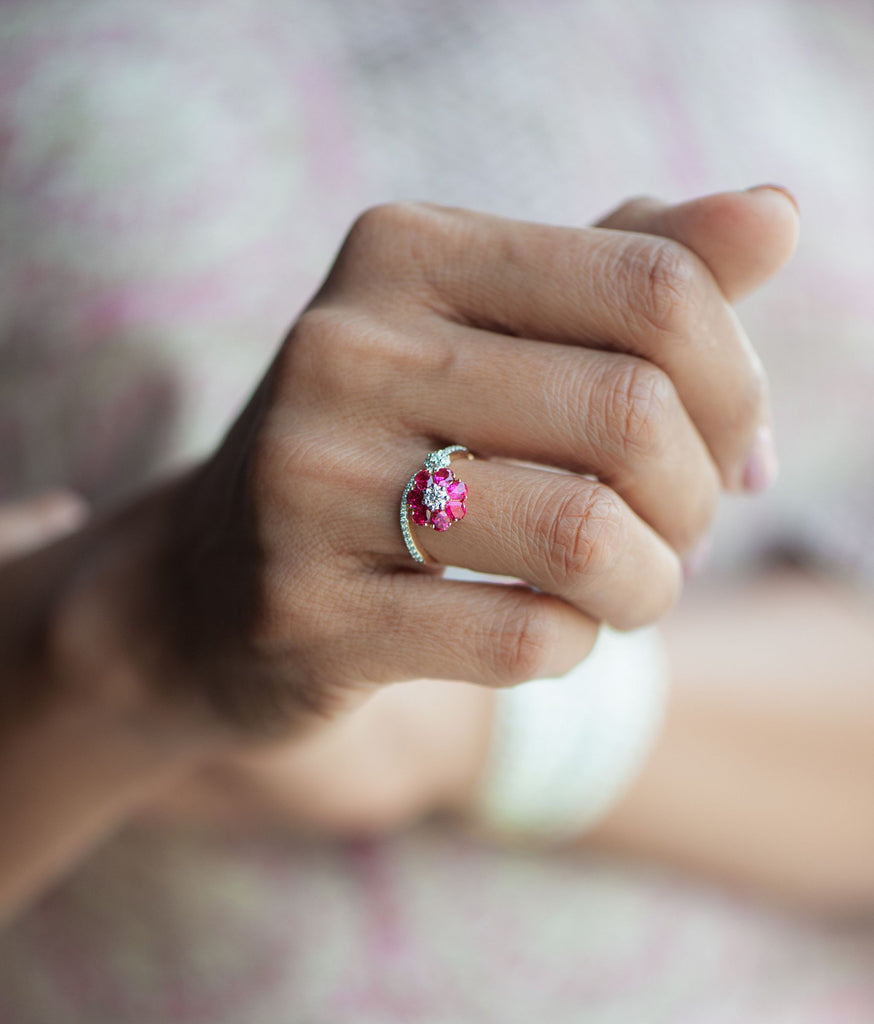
left=422, top=479, right=449, bottom=511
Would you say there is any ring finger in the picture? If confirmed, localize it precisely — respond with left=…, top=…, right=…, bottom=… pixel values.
left=403, top=325, right=720, bottom=555
left=403, top=456, right=681, bottom=631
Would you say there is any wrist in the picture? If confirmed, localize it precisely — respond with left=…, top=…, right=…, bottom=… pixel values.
left=0, top=472, right=226, bottom=761
left=0, top=476, right=229, bottom=920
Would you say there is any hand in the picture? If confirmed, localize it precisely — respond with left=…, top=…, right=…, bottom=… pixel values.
left=142, top=187, right=798, bottom=738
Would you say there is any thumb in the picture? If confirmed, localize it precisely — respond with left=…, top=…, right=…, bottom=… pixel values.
left=596, top=185, right=800, bottom=304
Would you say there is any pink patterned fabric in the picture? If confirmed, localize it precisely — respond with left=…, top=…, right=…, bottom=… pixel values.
left=2, top=0, right=874, bottom=1018
left=4, top=825, right=874, bottom=1023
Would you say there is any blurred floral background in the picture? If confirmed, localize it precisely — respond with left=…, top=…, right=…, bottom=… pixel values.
left=1, top=1, right=874, bottom=1020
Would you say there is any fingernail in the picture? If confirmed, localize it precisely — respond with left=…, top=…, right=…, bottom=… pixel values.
left=742, top=426, right=779, bottom=493
left=746, top=183, right=800, bottom=214
left=683, top=536, right=712, bottom=580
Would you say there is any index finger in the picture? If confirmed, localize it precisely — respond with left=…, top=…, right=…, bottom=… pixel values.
left=337, top=203, right=769, bottom=492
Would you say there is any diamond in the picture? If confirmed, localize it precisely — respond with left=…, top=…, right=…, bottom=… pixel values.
left=423, top=479, right=449, bottom=511
left=424, top=451, right=449, bottom=472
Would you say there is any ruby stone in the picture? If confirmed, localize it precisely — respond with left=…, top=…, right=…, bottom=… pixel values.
left=431, top=509, right=452, bottom=531
left=447, top=499, right=466, bottom=520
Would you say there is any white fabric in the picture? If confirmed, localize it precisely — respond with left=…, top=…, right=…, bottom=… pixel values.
left=473, top=625, right=669, bottom=840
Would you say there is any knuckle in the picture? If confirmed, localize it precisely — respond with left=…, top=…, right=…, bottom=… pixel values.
left=601, top=359, right=674, bottom=462
left=490, top=604, right=559, bottom=685
left=351, top=200, right=432, bottom=239
left=538, top=483, right=623, bottom=589
left=339, top=203, right=469, bottom=314
left=595, top=194, right=654, bottom=229
left=346, top=203, right=410, bottom=251
left=287, top=307, right=422, bottom=407
left=282, top=306, right=353, bottom=397
left=343, top=202, right=448, bottom=273
left=621, top=237, right=701, bottom=338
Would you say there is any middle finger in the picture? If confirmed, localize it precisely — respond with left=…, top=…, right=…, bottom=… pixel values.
left=403, top=324, right=720, bottom=554
left=406, top=457, right=681, bottom=631
left=357, top=204, right=768, bottom=490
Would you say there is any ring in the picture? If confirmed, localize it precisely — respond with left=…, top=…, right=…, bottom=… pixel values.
left=400, top=445, right=474, bottom=564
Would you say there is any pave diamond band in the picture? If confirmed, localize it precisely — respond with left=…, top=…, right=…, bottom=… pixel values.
left=401, top=445, right=473, bottom=564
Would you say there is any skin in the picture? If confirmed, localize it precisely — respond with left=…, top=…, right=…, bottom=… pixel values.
left=0, top=187, right=801, bottom=924
left=588, top=568, right=874, bottom=916
left=136, top=565, right=874, bottom=919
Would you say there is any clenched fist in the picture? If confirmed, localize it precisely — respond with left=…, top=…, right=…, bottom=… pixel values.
left=61, top=188, right=798, bottom=739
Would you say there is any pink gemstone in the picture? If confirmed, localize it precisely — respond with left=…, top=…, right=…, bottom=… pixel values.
left=431, top=510, right=452, bottom=531
left=433, top=468, right=451, bottom=483
left=447, top=499, right=466, bottom=521
left=414, top=470, right=431, bottom=489
left=407, top=489, right=425, bottom=509
left=446, top=479, right=468, bottom=500
left=410, top=505, right=428, bottom=525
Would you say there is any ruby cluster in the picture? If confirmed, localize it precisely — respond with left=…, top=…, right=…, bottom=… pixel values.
left=407, top=466, right=468, bottom=532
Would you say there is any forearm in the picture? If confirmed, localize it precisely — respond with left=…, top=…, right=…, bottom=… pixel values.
left=586, top=570, right=874, bottom=914
left=0, top=680, right=198, bottom=924
left=0, top=474, right=215, bottom=924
